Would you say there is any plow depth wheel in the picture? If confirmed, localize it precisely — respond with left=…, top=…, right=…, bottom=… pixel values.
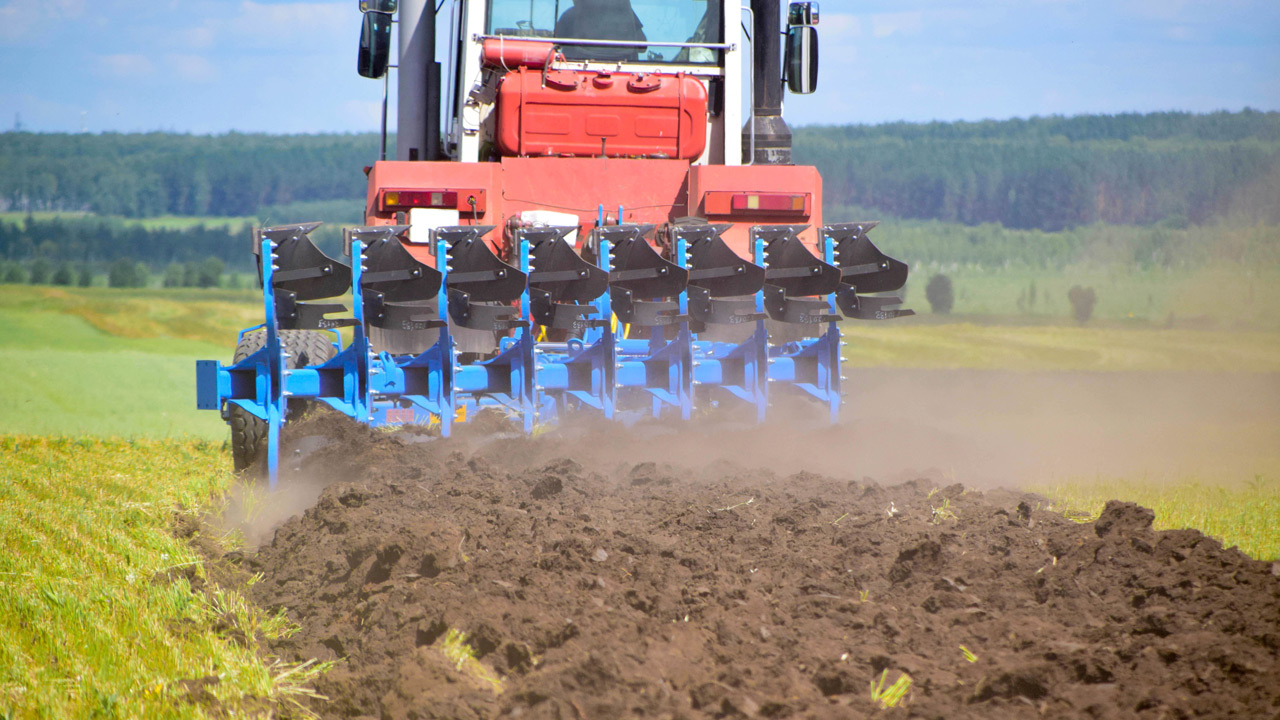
left=228, top=329, right=338, bottom=473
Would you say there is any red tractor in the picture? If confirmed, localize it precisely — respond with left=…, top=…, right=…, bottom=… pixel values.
left=197, top=0, right=910, bottom=482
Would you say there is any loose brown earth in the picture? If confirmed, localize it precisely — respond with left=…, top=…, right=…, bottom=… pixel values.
left=242, top=412, right=1280, bottom=720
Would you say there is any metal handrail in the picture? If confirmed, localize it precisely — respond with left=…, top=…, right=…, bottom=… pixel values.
left=742, top=4, right=754, bottom=165
left=475, top=33, right=735, bottom=50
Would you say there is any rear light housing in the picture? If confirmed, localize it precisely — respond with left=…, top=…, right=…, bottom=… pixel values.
left=704, top=191, right=811, bottom=216
left=730, top=193, right=807, bottom=212
left=378, top=188, right=487, bottom=213
left=381, top=189, right=457, bottom=210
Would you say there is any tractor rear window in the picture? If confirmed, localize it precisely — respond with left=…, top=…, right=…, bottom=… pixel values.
left=486, top=0, right=722, bottom=64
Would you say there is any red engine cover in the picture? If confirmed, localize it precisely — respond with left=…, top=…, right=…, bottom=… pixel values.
left=496, top=68, right=707, bottom=161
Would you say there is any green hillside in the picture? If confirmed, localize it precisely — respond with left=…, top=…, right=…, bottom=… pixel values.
left=0, top=285, right=261, bottom=439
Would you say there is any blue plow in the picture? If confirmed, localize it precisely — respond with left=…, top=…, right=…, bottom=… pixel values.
left=197, top=216, right=910, bottom=485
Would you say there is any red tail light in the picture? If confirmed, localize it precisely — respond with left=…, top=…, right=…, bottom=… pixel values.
left=381, top=189, right=458, bottom=211
left=730, top=193, right=808, bottom=212
left=704, top=191, right=811, bottom=216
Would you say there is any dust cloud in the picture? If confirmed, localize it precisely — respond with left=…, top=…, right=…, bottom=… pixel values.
left=835, top=369, right=1280, bottom=485
left=218, top=470, right=338, bottom=550
left=219, top=368, right=1280, bottom=544
left=518, top=369, right=1280, bottom=488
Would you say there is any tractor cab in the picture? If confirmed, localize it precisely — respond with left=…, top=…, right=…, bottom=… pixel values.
left=359, top=0, right=817, bottom=166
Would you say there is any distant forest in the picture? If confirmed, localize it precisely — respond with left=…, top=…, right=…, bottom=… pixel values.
left=0, top=110, right=1277, bottom=276
left=3, top=110, right=1277, bottom=231
left=796, top=110, right=1280, bottom=230
left=0, top=133, right=377, bottom=218
left=0, top=217, right=252, bottom=270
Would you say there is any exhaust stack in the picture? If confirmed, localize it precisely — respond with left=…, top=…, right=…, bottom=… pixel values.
left=744, top=0, right=792, bottom=165
left=396, top=0, right=441, bottom=161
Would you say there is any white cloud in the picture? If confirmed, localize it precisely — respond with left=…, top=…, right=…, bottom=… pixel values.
left=870, top=11, right=924, bottom=39
left=177, top=24, right=217, bottom=50
left=339, top=98, right=383, bottom=129
left=96, top=53, right=155, bottom=78
left=1124, top=0, right=1192, bottom=22
left=0, top=0, right=85, bottom=41
left=0, top=2, right=36, bottom=40
left=165, top=54, right=218, bottom=83
left=162, top=1, right=350, bottom=54
left=228, top=1, right=348, bottom=45
left=820, top=13, right=864, bottom=42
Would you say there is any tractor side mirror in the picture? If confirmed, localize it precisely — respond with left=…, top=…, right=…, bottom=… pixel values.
left=784, top=25, right=818, bottom=94
left=357, top=10, right=393, bottom=79
left=359, top=0, right=398, bottom=13
left=787, top=2, right=819, bottom=27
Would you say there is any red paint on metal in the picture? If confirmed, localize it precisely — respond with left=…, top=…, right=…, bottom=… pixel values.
left=363, top=159, right=829, bottom=270
left=384, top=408, right=415, bottom=424
left=496, top=68, right=707, bottom=160
left=364, top=162, right=502, bottom=267
left=729, top=192, right=808, bottom=213
left=688, top=165, right=824, bottom=258
left=378, top=188, right=486, bottom=213
left=499, top=156, right=692, bottom=233
left=704, top=191, right=811, bottom=215
left=363, top=158, right=692, bottom=265
left=480, top=38, right=556, bottom=69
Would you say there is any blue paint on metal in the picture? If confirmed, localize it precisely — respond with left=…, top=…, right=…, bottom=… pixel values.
left=197, top=220, right=869, bottom=486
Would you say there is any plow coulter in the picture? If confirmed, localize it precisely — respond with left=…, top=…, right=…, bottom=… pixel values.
left=197, top=218, right=910, bottom=484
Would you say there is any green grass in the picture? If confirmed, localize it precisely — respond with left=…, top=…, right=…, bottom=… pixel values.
left=898, top=263, right=1280, bottom=330
left=0, top=436, right=329, bottom=719
left=0, top=204, right=360, bottom=231
left=0, top=273, right=1274, bottom=720
left=439, top=629, right=504, bottom=694
left=1035, top=473, right=1280, bottom=561
left=842, top=321, right=1280, bottom=372
left=0, top=211, right=256, bottom=231
left=2, top=284, right=1277, bottom=440
left=868, top=669, right=912, bottom=710
left=254, top=199, right=365, bottom=226
left=0, top=286, right=264, bottom=439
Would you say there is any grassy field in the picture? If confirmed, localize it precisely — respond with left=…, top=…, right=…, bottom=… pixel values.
left=0, top=281, right=1276, bottom=718
left=842, top=320, right=1280, bottom=372
left=896, top=263, right=1280, bottom=329
left=1034, top=474, right=1280, bottom=560
left=0, top=285, right=261, bottom=439
left=1, top=283, right=1278, bottom=435
left=0, top=211, right=256, bottom=231
left=0, top=437, right=328, bottom=719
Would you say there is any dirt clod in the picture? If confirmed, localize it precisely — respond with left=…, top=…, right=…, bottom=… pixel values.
left=248, top=416, right=1280, bottom=719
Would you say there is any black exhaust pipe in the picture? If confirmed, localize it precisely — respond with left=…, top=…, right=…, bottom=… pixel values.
left=397, top=0, right=441, bottom=161
left=743, top=0, right=792, bottom=165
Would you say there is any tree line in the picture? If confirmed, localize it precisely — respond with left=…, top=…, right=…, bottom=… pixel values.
left=0, top=256, right=232, bottom=289
left=0, top=109, right=1276, bottom=232
left=840, top=213, right=1280, bottom=271
left=6, top=207, right=1274, bottom=282
left=797, top=109, right=1280, bottom=230
left=0, top=132, right=378, bottom=218
left=0, top=216, right=255, bottom=270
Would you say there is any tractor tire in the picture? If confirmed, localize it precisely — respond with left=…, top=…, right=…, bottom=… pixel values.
left=228, top=329, right=338, bottom=474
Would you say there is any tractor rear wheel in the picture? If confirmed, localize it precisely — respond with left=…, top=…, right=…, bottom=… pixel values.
left=228, top=329, right=338, bottom=473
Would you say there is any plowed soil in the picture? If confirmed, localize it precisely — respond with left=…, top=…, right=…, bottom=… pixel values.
left=243, top=413, right=1280, bottom=720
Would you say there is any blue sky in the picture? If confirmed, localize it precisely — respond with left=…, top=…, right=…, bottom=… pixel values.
left=1, top=0, right=1277, bottom=134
